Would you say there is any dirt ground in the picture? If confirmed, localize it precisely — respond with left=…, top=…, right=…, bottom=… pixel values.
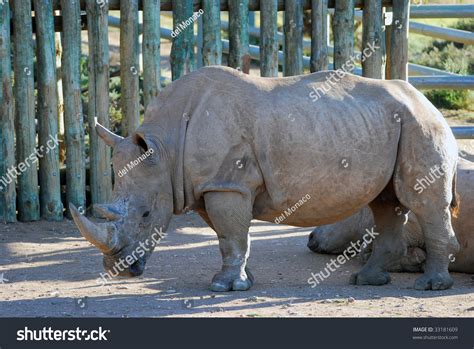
left=1, top=28, right=472, bottom=319
left=0, top=210, right=473, bottom=318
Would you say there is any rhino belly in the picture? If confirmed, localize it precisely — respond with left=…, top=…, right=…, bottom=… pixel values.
left=252, top=104, right=401, bottom=227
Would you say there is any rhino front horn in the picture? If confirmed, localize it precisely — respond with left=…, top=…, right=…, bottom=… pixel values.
left=95, top=122, right=123, bottom=148
left=70, top=203, right=119, bottom=253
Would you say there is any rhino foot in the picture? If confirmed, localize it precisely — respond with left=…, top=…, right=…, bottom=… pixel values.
left=211, top=267, right=254, bottom=292
left=414, top=272, right=453, bottom=290
left=350, top=269, right=391, bottom=286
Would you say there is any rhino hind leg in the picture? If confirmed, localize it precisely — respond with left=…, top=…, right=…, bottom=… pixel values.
left=410, top=207, right=458, bottom=290
left=204, top=191, right=254, bottom=292
left=350, top=182, right=408, bottom=286
left=393, top=136, right=459, bottom=290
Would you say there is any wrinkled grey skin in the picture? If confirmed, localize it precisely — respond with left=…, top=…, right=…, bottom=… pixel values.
left=308, top=158, right=474, bottom=274
left=71, top=66, right=459, bottom=291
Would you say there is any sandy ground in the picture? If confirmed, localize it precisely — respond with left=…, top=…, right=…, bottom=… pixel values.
left=0, top=211, right=473, bottom=318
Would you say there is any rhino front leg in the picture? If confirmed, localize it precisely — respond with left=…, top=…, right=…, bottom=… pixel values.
left=204, top=191, right=254, bottom=292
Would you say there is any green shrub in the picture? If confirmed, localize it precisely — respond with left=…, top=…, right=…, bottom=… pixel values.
left=414, top=20, right=474, bottom=111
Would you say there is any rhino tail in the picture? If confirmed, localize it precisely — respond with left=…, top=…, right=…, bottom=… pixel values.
left=450, top=169, right=460, bottom=218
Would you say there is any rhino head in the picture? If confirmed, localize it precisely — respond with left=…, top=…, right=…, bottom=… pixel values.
left=70, top=123, right=175, bottom=278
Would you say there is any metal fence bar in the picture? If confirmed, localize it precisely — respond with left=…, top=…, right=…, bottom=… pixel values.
left=451, top=127, right=474, bottom=140
left=409, top=22, right=474, bottom=46
left=355, top=11, right=474, bottom=45
left=410, top=5, right=474, bottom=19
left=409, top=76, right=474, bottom=90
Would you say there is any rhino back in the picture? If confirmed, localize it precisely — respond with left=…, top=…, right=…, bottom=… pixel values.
left=180, top=67, right=409, bottom=226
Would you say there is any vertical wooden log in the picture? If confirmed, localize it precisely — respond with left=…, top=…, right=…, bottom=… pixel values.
left=284, top=0, right=303, bottom=76
left=121, top=0, right=140, bottom=134
left=228, top=0, right=249, bottom=72
left=260, top=0, right=278, bottom=77
left=56, top=34, right=65, bottom=136
left=362, top=0, right=383, bottom=78
left=202, top=0, right=221, bottom=66
left=61, top=0, right=86, bottom=217
left=12, top=0, right=40, bottom=221
left=196, top=16, right=203, bottom=68
left=34, top=0, right=63, bottom=221
left=381, top=8, right=388, bottom=79
left=385, top=23, right=392, bottom=79
left=171, top=0, right=194, bottom=80
left=143, top=0, right=162, bottom=109
left=333, top=0, right=355, bottom=72
left=0, top=1, right=16, bottom=222
left=390, top=0, right=409, bottom=80
left=310, top=0, right=328, bottom=72
left=86, top=0, right=112, bottom=208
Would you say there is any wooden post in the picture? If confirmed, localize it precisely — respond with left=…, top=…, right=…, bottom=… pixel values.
left=284, top=0, right=303, bottom=76
left=34, top=0, right=63, bottom=221
left=202, top=0, right=222, bottom=66
left=385, top=25, right=392, bottom=80
left=171, top=0, right=194, bottom=80
left=260, top=0, right=278, bottom=77
left=310, top=0, right=328, bottom=72
left=12, top=0, right=40, bottom=222
left=0, top=1, right=16, bottom=222
left=121, top=0, right=140, bottom=134
left=333, top=0, right=355, bottom=71
left=61, top=0, right=86, bottom=217
left=228, top=0, right=249, bottom=72
left=390, top=0, right=409, bottom=80
left=197, top=16, right=203, bottom=68
left=143, top=0, right=162, bottom=109
left=362, top=0, right=383, bottom=78
left=86, top=0, right=112, bottom=208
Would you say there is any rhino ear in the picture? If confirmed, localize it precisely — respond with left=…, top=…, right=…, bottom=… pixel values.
left=133, top=132, right=155, bottom=155
left=96, top=122, right=123, bottom=148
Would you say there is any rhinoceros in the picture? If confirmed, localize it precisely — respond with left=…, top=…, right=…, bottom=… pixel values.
left=70, top=66, right=459, bottom=291
left=308, top=158, right=474, bottom=274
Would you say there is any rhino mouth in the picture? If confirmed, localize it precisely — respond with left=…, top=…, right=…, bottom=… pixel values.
left=102, top=253, right=147, bottom=278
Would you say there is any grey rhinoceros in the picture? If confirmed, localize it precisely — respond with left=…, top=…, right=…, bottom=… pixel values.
left=70, top=66, right=459, bottom=291
left=308, top=158, right=474, bottom=274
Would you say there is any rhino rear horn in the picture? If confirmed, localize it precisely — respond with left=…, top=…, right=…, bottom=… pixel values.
left=96, top=122, right=123, bottom=148
left=70, top=203, right=119, bottom=253
left=94, top=204, right=124, bottom=221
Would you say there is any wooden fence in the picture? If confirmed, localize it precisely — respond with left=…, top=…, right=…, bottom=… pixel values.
left=0, top=1, right=471, bottom=223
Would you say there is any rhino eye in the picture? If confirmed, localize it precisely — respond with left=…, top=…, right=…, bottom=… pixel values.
left=142, top=211, right=150, bottom=218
